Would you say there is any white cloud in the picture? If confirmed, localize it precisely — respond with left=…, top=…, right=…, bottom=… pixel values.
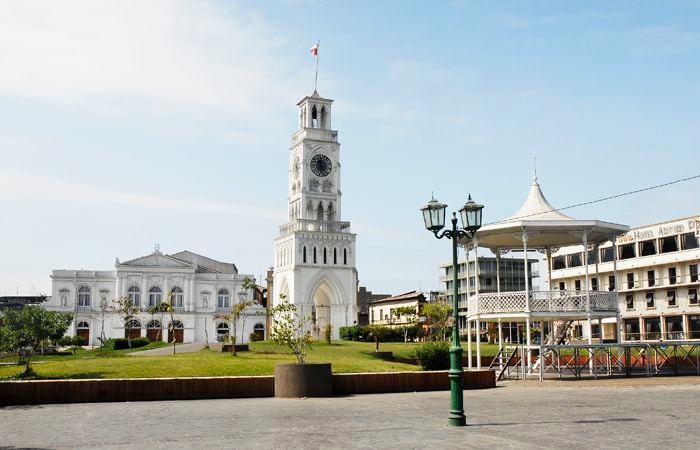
left=0, top=0, right=302, bottom=117
left=0, top=168, right=284, bottom=221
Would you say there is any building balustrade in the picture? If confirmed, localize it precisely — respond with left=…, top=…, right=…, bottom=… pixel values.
left=280, top=219, right=351, bottom=234
left=75, top=305, right=92, bottom=312
left=292, top=128, right=338, bottom=145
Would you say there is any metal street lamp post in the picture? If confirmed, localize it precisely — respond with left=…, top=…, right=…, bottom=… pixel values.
left=421, top=194, right=483, bottom=427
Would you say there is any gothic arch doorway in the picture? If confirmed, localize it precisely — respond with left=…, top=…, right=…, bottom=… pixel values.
left=311, top=280, right=335, bottom=339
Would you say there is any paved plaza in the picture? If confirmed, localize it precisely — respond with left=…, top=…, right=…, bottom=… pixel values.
left=2, top=378, right=700, bottom=449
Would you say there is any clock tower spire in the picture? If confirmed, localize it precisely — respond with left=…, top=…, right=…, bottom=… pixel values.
left=273, top=91, right=358, bottom=339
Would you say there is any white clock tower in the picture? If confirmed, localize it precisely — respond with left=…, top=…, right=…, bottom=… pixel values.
left=273, top=90, right=358, bottom=339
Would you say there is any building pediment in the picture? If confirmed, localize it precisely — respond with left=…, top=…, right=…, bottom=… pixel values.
left=118, top=254, right=194, bottom=269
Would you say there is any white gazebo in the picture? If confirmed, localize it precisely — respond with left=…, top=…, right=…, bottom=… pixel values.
left=464, top=176, right=629, bottom=370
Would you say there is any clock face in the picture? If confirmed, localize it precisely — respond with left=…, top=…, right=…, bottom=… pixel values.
left=310, top=154, right=332, bottom=177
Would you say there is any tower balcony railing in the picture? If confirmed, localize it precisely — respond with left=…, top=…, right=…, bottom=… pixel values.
left=292, top=128, right=338, bottom=145
left=280, top=219, right=351, bottom=234
left=467, top=290, right=618, bottom=316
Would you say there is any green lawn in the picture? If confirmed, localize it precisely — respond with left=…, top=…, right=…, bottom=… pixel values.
left=0, top=340, right=500, bottom=380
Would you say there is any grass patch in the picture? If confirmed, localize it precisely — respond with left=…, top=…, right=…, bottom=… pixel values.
left=0, top=340, right=500, bottom=380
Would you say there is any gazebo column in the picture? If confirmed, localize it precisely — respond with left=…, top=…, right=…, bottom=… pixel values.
left=467, top=319, right=473, bottom=369
left=474, top=238, right=481, bottom=369
left=583, top=230, right=593, bottom=346
left=523, top=229, right=531, bottom=369
left=613, top=235, right=622, bottom=343
left=466, top=244, right=472, bottom=368
left=498, top=318, right=503, bottom=369
left=496, top=251, right=504, bottom=357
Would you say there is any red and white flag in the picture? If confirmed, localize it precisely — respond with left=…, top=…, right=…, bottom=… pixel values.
left=310, top=43, right=319, bottom=56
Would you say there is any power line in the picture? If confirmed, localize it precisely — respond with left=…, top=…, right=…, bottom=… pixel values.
left=486, top=173, right=700, bottom=225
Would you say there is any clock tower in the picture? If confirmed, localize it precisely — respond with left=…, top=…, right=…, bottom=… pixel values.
left=273, top=90, right=358, bottom=339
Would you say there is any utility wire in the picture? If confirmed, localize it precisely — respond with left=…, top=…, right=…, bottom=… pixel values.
left=485, top=173, right=700, bottom=226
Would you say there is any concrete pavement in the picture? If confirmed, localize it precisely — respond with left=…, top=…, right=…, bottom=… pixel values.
left=1, top=378, right=699, bottom=449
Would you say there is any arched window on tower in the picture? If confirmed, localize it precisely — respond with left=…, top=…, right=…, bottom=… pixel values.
left=313, top=247, right=317, bottom=264
left=320, top=106, right=327, bottom=129
left=327, top=202, right=335, bottom=222
left=311, top=105, right=318, bottom=128
left=317, top=203, right=324, bottom=221
left=303, top=246, right=307, bottom=263
left=307, top=201, right=314, bottom=219
left=334, top=248, right=337, bottom=265
left=323, top=247, right=327, bottom=264
left=344, top=248, right=348, bottom=265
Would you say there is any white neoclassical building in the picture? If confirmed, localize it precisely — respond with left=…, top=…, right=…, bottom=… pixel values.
left=273, top=90, right=359, bottom=339
left=45, top=249, right=266, bottom=346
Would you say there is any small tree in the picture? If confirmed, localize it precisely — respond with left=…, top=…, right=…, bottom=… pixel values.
left=151, top=295, right=177, bottom=354
left=422, top=301, right=452, bottom=341
left=215, top=277, right=258, bottom=356
left=0, top=307, right=72, bottom=376
left=268, top=294, right=313, bottom=363
left=392, top=305, right=419, bottom=343
left=112, top=296, right=140, bottom=349
left=323, top=323, right=333, bottom=344
left=366, top=324, right=387, bottom=352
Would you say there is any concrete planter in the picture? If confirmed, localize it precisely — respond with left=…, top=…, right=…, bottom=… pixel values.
left=221, top=344, right=249, bottom=353
left=274, top=363, right=332, bottom=398
left=372, top=351, right=394, bottom=360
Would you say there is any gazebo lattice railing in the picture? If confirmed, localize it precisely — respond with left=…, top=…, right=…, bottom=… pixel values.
left=469, top=290, right=618, bottom=316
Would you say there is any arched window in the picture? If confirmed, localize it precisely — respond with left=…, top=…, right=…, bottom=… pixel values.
left=125, top=319, right=141, bottom=329
left=149, top=286, right=162, bottom=307
left=171, top=286, right=183, bottom=307
left=77, top=321, right=90, bottom=329
left=344, top=248, right=347, bottom=265
left=323, top=247, right=327, bottom=264
left=127, top=285, right=140, bottom=306
left=327, top=202, right=335, bottom=221
left=303, top=246, right=307, bottom=263
left=146, top=320, right=161, bottom=329
left=169, top=320, right=184, bottom=329
left=253, top=323, right=265, bottom=340
left=320, top=106, right=327, bottom=128
left=216, top=322, right=230, bottom=342
left=311, top=105, right=318, bottom=128
left=218, top=289, right=230, bottom=309
left=77, top=286, right=91, bottom=306
left=313, top=247, right=317, bottom=264
left=333, top=248, right=337, bottom=265
left=317, top=204, right=324, bottom=221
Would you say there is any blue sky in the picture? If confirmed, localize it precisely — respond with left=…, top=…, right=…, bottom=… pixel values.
left=1, top=0, right=699, bottom=296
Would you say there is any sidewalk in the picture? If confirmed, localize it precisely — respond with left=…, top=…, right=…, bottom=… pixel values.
left=2, top=378, right=699, bottom=449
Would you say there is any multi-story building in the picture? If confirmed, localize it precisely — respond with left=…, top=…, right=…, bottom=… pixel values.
left=357, top=286, right=390, bottom=326
left=439, top=256, right=540, bottom=341
left=368, top=290, right=426, bottom=326
left=44, top=249, right=265, bottom=345
left=550, top=215, right=700, bottom=341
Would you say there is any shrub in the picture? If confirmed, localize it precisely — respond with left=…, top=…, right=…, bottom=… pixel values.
left=414, top=341, right=451, bottom=370
left=107, top=337, right=150, bottom=350
left=71, top=335, right=87, bottom=346
left=339, top=325, right=361, bottom=341
left=57, top=336, right=73, bottom=347
left=323, top=324, right=333, bottom=344
left=249, top=332, right=264, bottom=342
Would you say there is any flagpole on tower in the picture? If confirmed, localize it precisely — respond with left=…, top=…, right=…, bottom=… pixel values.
left=311, top=41, right=320, bottom=91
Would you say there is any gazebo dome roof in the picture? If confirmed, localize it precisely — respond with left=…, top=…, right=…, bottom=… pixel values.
left=474, top=177, right=629, bottom=250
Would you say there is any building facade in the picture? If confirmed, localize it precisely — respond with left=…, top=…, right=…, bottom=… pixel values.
left=550, top=215, right=700, bottom=341
left=272, top=91, right=358, bottom=339
left=368, top=291, right=426, bottom=326
left=439, top=255, right=539, bottom=341
left=44, top=249, right=266, bottom=346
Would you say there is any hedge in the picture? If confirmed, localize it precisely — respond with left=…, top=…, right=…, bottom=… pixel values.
left=339, top=325, right=423, bottom=343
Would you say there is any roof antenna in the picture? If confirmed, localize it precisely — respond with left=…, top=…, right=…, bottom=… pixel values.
left=532, top=132, right=538, bottom=184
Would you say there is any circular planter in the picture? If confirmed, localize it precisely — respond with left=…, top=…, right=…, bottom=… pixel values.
left=274, top=363, right=332, bottom=398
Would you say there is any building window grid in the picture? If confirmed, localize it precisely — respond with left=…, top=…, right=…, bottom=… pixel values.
left=667, top=289, right=676, bottom=307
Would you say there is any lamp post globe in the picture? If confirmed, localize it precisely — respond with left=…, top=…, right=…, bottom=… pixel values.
left=421, top=197, right=447, bottom=232
left=459, top=194, right=484, bottom=234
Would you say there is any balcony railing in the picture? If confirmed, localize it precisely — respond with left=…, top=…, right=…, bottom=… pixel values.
left=75, top=305, right=92, bottom=312
left=467, top=290, right=619, bottom=316
left=280, top=219, right=351, bottom=234
left=292, top=128, right=338, bottom=145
